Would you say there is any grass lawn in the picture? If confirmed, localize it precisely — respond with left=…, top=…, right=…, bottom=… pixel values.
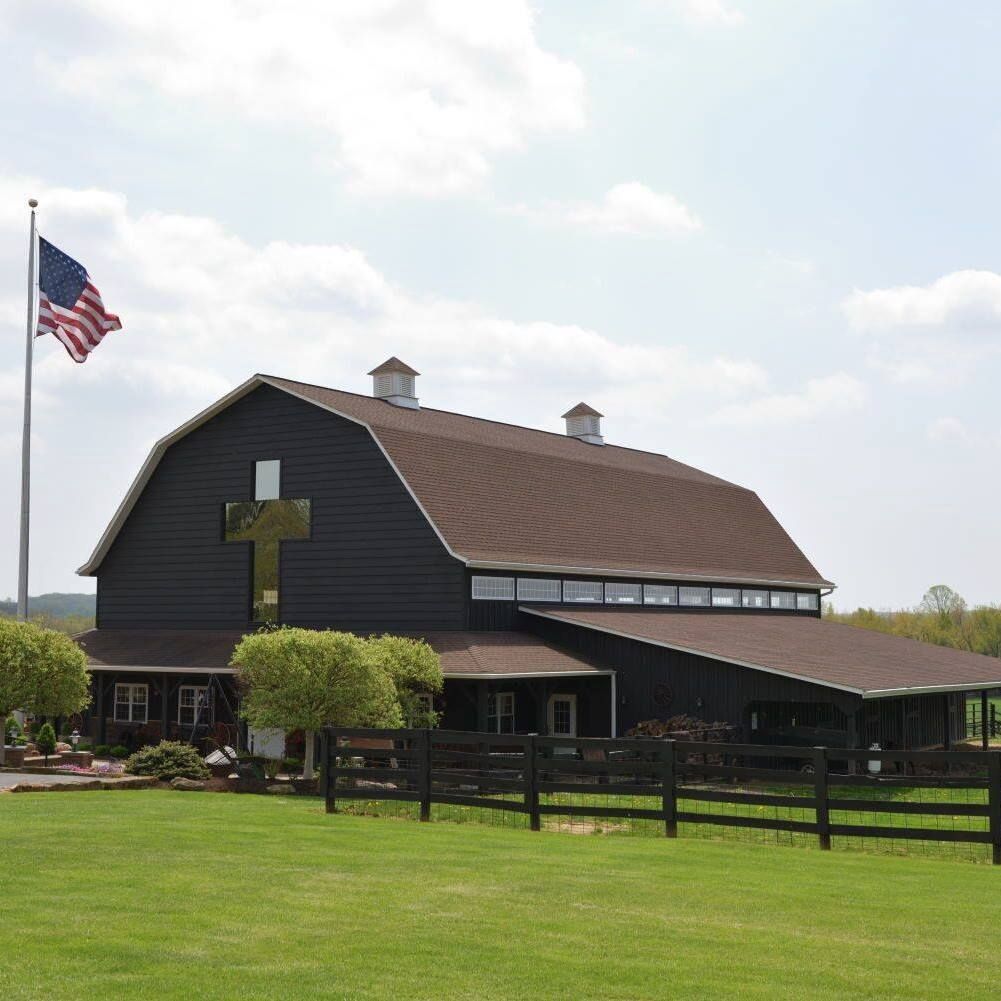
left=2, top=791, right=1001, bottom=1000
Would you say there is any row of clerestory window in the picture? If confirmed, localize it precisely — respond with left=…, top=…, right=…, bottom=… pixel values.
left=471, top=575, right=819, bottom=611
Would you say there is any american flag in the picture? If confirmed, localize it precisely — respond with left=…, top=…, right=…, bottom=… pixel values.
left=36, top=237, right=121, bottom=363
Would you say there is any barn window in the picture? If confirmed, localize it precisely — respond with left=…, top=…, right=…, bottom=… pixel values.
left=679, top=586, right=711, bottom=606
left=178, top=686, right=213, bottom=727
left=742, top=589, right=769, bottom=608
left=770, top=591, right=796, bottom=610
left=114, top=684, right=148, bottom=724
left=797, top=592, right=819, bottom=611
left=711, top=588, right=740, bottom=607
left=471, top=576, right=515, bottom=600
left=487, top=692, right=515, bottom=733
left=644, top=584, right=678, bottom=605
left=517, top=578, right=561, bottom=602
left=563, top=581, right=603, bottom=603
left=606, top=582, right=642, bottom=604
left=254, top=459, right=281, bottom=500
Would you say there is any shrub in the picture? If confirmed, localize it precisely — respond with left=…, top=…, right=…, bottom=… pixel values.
left=4, top=715, right=22, bottom=744
left=109, top=745, right=131, bottom=759
left=36, top=722, right=57, bottom=762
left=124, top=741, right=210, bottom=781
left=93, top=744, right=111, bottom=757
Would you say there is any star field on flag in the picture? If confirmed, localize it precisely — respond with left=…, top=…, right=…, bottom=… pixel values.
left=36, top=236, right=121, bottom=362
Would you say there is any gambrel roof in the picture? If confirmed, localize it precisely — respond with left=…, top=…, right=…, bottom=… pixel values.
left=79, top=374, right=832, bottom=588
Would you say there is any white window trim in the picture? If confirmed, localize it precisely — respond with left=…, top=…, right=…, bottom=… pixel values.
left=516, top=578, right=562, bottom=603
left=178, top=685, right=212, bottom=727
left=563, top=580, right=604, bottom=603
left=471, top=575, right=516, bottom=601
left=486, top=691, right=515, bottom=734
left=547, top=693, right=577, bottom=738
left=113, top=683, right=148, bottom=724
left=605, top=583, right=642, bottom=604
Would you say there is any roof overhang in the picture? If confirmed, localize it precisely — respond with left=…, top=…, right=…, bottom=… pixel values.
left=86, top=664, right=237, bottom=674
left=442, top=669, right=613, bottom=680
left=520, top=606, right=866, bottom=695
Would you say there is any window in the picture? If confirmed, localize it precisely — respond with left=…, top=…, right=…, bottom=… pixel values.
left=797, top=592, right=819, bottom=611
left=254, top=459, right=281, bottom=501
left=178, top=686, right=213, bottom=727
left=606, top=582, right=642, bottom=604
left=563, top=580, right=603, bottom=603
left=517, top=578, right=561, bottom=602
left=471, top=576, right=515, bottom=600
left=487, top=692, right=515, bottom=733
left=114, top=684, right=147, bottom=724
left=644, top=584, right=678, bottom=605
left=712, top=588, right=740, bottom=607
left=548, top=694, right=577, bottom=737
left=679, top=586, right=711, bottom=606
left=771, top=591, right=796, bottom=610
left=742, top=589, right=769, bottom=608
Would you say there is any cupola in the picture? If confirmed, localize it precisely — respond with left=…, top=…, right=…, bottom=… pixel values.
left=368, top=357, right=420, bottom=409
left=562, top=402, right=604, bottom=445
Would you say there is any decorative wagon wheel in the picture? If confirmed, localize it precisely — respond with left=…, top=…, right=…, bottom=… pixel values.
left=653, top=683, right=673, bottom=708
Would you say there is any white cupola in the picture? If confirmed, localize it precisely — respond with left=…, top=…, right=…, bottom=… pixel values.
left=562, top=402, right=604, bottom=445
left=368, top=357, right=420, bottom=409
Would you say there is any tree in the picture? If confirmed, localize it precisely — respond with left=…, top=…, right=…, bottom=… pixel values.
left=35, top=722, right=56, bottom=766
left=367, top=635, right=443, bottom=727
left=231, top=628, right=402, bottom=779
left=0, top=619, right=90, bottom=765
left=919, top=585, right=966, bottom=620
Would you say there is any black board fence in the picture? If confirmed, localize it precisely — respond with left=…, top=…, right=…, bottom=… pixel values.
left=320, top=727, right=1001, bottom=863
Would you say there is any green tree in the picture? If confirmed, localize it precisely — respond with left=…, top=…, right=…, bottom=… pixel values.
left=35, top=722, right=57, bottom=765
left=231, top=628, right=402, bottom=779
left=0, top=619, right=90, bottom=765
left=367, top=634, right=443, bottom=727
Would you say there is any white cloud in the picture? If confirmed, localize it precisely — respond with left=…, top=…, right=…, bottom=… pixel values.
left=15, top=0, right=586, bottom=198
left=709, top=373, right=867, bottom=426
left=675, top=0, right=745, bottom=27
left=927, top=417, right=970, bottom=444
left=844, top=270, right=1001, bottom=332
left=518, top=182, right=702, bottom=237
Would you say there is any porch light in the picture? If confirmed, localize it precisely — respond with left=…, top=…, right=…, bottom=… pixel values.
left=868, top=743, right=882, bottom=775
left=70, top=729, right=80, bottom=749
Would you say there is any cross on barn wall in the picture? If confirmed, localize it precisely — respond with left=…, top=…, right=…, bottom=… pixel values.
left=223, top=459, right=311, bottom=623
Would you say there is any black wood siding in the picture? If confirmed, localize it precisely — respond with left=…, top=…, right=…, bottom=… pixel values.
left=523, top=612, right=862, bottom=735
left=96, top=385, right=465, bottom=630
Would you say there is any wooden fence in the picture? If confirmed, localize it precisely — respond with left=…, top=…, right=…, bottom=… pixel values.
left=320, top=727, right=1001, bottom=862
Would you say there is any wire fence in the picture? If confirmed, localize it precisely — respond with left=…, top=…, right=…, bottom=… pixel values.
left=321, top=728, right=1001, bottom=864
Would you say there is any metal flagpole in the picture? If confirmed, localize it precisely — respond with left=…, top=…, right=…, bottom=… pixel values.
left=17, top=198, right=38, bottom=622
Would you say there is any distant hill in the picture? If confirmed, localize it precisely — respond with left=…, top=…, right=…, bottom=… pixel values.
left=0, top=592, right=96, bottom=619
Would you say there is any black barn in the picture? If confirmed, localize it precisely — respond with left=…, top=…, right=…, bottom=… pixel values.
left=74, top=359, right=1001, bottom=752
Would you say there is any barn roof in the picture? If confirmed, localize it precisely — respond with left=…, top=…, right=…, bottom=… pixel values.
left=520, top=607, right=1001, bottom=697
left=75, top=628, right=605, bottom=679
left=78, top=374, right=831, bottom=588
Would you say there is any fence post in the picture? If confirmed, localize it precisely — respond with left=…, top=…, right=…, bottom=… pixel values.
left=322, top=729, right=336, bottom=815
left=527, top=736, right=540, bottom=832
left=988, top=751, right=1001, bottom=866
left=419, top=728, right=432, bottom=823
left=813, top=746, right=830, bottom=851
left=661, top=739, right=677, bottom=838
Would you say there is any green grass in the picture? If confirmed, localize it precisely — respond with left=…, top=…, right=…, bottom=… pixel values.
left=2, top=791, right=1001, bottom=1000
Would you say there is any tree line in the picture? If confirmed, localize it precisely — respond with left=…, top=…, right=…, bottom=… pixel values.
left=824, top=584, right=1001, bottom=659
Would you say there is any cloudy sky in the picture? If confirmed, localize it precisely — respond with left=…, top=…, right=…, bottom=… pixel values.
left=2, top=0, right=1000, bottom=609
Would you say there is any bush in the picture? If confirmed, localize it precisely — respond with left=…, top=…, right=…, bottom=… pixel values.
left=5, top=715, right=22, bottom=742
left=36, top=722, right=57, bottom=761
left=109, top=745, right=131, bottom=759
left=93, top=744, right=111, bottom=757
left=124, top=741, right=210, bottom=781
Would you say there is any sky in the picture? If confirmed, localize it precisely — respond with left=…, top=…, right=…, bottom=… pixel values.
left=2, top=0, right=1001, bottom=610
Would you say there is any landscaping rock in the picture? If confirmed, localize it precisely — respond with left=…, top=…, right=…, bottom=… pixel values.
left=170, top=777, right=207, bottom=791
left=266, top=784, right=288, bottom=794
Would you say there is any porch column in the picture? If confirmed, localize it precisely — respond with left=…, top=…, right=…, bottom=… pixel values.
left=476, top=683, right=488, bottom=732
left=982, top=690, right=990, bottom=751
left=97, top=673, right=106, bottom=745
left=161, top=672, right=169, bottom=740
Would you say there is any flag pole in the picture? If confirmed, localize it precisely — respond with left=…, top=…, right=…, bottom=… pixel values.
left=17, top=199, right=38, bottom=622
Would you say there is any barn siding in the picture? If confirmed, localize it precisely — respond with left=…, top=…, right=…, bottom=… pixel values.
left=96, top=385, right=466, bottom=631
left=522, top=612, right=862, bottom=735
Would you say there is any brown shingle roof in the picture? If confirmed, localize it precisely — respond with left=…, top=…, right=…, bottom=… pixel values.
left=367, top=357, right=419, bottom=376
left=77, top=628, right=603, bottom=678
left=561, top=402, right=603, bottom=418
left=266, top=377, right=831, bottom=587
left=522, top=607, right=1001, bottom=696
